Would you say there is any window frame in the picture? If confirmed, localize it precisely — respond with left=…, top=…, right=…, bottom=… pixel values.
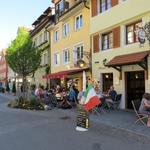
left=102, top=31, right=113, bottom=50
left=126, top=20, right=142, bottom=45
left=74, top=44, right=84, bottom=61
left=62, top=49, right=70, bottom=64
left=43, top=52, right=48, bottom=65
left=75, top=14, right=83, bottom=31
left=54, top=30, right=59, bottom=42
left=62, top=22, right=70, bottom=37
left=98, top=0, right=111, bottom=14
left=54, top=52, right=60, bottom=66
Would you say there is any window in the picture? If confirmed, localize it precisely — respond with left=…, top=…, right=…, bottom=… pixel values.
left=98, top=0, right=111, bottom=13
left=102, top=32, right=113, bottom=50
left=43, top=52, right=48, bottom=65
left=44, top=31, right=48, bottom=42
left=75, top=14, right=83, bottom=31
left=75, top=44, right=83, bottom=60
left=126, top=21, right=142, bottom=44
left=39, top=34, right=42, bottom=45
left=54, top=30, right=59, bottom=42
left=54, top=53, right=60, bottom=65
left=63, top=49, right=70, bottom=64
left=34, top=37, right=38, bottom=47
left=63, top=22, right=70, bottom=37
left=56, top=0, right=64, bottom=13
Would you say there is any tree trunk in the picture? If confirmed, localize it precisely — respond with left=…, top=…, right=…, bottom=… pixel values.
left=22, top=76, right=27, bottom=99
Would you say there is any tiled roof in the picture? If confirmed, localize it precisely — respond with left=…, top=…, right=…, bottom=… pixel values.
left=107, top=51, right=150, bottom=67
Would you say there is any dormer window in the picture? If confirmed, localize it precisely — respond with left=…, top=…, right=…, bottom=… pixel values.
left=56, top=0, right=65, bottom=14
left=55, top=0, right=69, bottom=17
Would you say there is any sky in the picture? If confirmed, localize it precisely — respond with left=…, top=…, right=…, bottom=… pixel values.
left=0, top=0, right=53, bottom=50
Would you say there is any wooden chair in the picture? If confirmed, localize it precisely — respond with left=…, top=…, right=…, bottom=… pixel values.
left=131, top=100, right=148, bottom=126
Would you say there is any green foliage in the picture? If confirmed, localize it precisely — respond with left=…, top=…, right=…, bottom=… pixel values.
left=5, top=27, right=42, bottom=77
left=45, top=65, right=50, bottom=75
left=12, top=82, right=16, bottom=93
left=30, top=84, right=36, bottom=90
left=8, top=96, right=44, bottom=110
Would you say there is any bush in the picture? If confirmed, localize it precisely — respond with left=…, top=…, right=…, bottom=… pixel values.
left=8, top=96, right=44, bottom=110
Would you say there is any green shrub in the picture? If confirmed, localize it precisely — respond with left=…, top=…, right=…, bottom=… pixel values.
left=8, top=96, right=44, bottom=110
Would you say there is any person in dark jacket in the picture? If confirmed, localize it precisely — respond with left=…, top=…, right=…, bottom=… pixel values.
left=105, top=85, right=117, bottom=108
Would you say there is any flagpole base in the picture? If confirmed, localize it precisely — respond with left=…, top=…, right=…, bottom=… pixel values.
left=76, top=126, right=88, bottom=131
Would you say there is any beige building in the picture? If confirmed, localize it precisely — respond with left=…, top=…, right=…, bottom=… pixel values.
left=90, top=0, right=150, bottom=109
left=45, top=0, right=91, bottom=90
left=30, top=7, right=55, bottom=88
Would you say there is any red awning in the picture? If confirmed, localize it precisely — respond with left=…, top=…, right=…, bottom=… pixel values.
left=106, top=51, right=150, bottom=67
left=43, top=68, right=89, bottom=79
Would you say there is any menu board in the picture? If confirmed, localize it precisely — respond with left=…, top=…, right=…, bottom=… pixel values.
left=76, top=104, right=89, bottom=129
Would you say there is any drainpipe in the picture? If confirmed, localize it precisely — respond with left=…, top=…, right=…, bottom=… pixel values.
left=83, top=0, right=90, bottom=9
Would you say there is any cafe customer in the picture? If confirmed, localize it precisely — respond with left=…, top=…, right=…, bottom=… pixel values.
left=139, top=93, right=150, bottom=127
left=105, top=85, right=117, bottom=108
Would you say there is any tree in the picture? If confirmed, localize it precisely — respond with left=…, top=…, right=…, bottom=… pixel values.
left=5, top=27, right=42, bottom=97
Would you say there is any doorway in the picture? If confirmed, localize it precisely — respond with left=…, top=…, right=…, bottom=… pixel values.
left=125, top=71, right=145, bottom=109
left=102, top=73, right=113, bottom=92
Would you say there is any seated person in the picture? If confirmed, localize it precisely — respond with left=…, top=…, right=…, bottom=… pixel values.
left=105, top=85, right=117, bottom=108
left=58, top=96, right=72, bottom=109
left=68, top=86, right=76, bottom=102
left=139, top=93, right=150, bottom=127
left=94, top=84, right=105, bottom=104
left=55, top=88, right=62, bottom=101
left=34, top=85, right=44, bottom=99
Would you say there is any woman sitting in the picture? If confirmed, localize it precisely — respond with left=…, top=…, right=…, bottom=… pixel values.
left=139, top=93, right=150, bottom=127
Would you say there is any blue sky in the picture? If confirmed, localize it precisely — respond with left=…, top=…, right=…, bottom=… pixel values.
left=0, top=0, right=53, bottom=50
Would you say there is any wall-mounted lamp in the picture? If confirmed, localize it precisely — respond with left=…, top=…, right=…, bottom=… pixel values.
left=105, top=74, right=109, bottom=79
left=77, top=59, right=86, bottom=68
left=135, top=74, right=139, bottom=79
left=103, top=58, right=107, bottom=66
left=115, top=76, right=120, bottom=85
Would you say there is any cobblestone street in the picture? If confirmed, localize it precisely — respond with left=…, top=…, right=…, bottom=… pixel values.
left=0, top=94, right=150, bottom=150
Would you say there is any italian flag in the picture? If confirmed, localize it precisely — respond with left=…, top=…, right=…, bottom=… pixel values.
left=83, top=84, right=101, bottom=112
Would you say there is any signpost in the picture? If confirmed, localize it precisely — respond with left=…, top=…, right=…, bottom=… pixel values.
left=76, top=104, right=89, bottom=131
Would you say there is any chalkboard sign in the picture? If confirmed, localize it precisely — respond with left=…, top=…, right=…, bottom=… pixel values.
left=76, top=104, right=89, bottom=129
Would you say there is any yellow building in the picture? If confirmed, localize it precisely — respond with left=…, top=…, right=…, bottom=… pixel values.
left=30, top=7, right=55, bottom=88
left=46, top=0, right=91, bottom=90
left=90, top=0, right=150, bottom=109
